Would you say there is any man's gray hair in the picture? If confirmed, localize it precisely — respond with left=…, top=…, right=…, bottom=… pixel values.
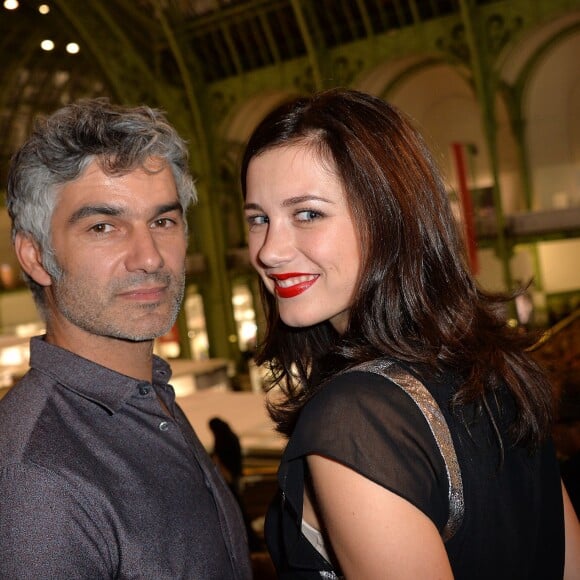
left=6, top=98, right=196, bottom=307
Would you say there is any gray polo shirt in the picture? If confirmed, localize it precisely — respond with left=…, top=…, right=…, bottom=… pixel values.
left=0, top=336, right=251, bottom=579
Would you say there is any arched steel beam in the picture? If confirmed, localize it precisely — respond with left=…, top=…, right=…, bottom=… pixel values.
left=290, top=0, right=323, bottom=90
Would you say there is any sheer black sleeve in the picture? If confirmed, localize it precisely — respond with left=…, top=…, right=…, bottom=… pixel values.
left=282, top=370, right=450, bottom=532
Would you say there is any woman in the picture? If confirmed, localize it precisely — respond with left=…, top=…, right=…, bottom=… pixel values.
left=241, top=88, right=580, bottom=579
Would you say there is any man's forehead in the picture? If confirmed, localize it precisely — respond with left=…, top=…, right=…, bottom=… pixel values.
left=90, top=155, right=169, bottom=177
left=55, top=158, right=179, bottom=214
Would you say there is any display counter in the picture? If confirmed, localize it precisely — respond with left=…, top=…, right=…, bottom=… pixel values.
left=176, top=388, right=284, bottom=456
left=0, top=334, right=31, bottom=391
left=169, top=358, right=231, bottom=395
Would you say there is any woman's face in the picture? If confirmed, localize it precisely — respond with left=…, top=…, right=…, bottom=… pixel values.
left=244, top=144, right=361, bottom=334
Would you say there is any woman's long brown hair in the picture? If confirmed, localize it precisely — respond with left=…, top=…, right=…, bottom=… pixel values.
left=241, top=88, right=553, bottom=447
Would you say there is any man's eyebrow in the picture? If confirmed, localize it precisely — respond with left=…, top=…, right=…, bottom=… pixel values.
left=68, top=202, right=183, bottom=225
left=156, top=202, right=183, bottom=216
left=68, top=204, right=121, bottom=225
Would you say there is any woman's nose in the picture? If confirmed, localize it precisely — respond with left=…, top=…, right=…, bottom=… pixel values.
left=255, top=224, right=294, bottom=268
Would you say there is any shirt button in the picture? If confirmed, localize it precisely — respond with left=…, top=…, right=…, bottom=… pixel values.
left=159, top=421, right=169, bottom=431
left=139, top=386, right=150, bottom=396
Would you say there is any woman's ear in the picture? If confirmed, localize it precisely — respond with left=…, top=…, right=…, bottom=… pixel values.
left=13, top=233, right=52, bottom=287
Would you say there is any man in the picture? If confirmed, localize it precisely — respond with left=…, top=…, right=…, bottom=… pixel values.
left=0, top=99, right=252, bottom=579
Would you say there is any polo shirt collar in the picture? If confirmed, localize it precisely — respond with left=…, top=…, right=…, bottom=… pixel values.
left=28, top=335, right=173, bottom=414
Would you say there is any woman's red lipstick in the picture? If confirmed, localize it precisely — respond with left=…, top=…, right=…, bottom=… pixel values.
left=270, top=273, right=319, bottom=298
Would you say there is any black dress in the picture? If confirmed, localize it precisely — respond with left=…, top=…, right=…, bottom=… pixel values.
left=265, top=360, right=564, bottom=579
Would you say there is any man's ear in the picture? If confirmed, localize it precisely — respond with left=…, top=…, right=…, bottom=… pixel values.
left=13, top=233, right=52, bottom=287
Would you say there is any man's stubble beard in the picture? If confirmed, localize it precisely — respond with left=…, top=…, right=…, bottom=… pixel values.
left=49, top=263, right=186, bottom=343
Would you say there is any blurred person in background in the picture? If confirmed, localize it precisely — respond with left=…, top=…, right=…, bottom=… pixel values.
left=210, top=416, right=265, bottom=552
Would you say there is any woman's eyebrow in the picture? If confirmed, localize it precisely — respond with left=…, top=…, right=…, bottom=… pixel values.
left=244, top=202, right=263, bottom=211
left=281, top=195, right=334, bottom=207
left=244, top=195, right=333, bottom=211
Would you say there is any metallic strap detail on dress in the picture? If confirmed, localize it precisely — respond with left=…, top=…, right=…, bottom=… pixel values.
left=319, top=572, right=342, bottom=579
left=351, top=359, right=464, bottom=542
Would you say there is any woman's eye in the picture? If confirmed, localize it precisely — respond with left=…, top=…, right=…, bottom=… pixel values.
left=295, top=210, right=321, bottom=222
left=246, top=214, right=268, bottom=227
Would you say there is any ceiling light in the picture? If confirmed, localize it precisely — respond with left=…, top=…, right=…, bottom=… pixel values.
left=4, top=0, right=19, bottom=10
left=66, top=42, right=80, bottom=54
left=39, top=3, right=50, bottom=14
left=40, top=39, right=55, bottom=51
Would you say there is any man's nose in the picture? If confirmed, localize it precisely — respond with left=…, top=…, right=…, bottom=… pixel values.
left=125, top=227, right=164, bottom=273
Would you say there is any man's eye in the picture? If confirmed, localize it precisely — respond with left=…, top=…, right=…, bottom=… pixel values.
left=90, top=223, right=113, bottom=233
left=152, top=218, right=175, bottom=228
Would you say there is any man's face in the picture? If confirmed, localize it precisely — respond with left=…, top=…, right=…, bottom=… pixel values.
left=46, top=158, right=187, bottom=343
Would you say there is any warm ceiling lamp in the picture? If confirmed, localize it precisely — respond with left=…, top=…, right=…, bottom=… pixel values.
left=66, top=42, right=80, bottom=54
left=4, top=0, right=19, bottom=10
left=39, top=4, right=50, bottom=14
left=40, top=39, right=55, bottom=51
